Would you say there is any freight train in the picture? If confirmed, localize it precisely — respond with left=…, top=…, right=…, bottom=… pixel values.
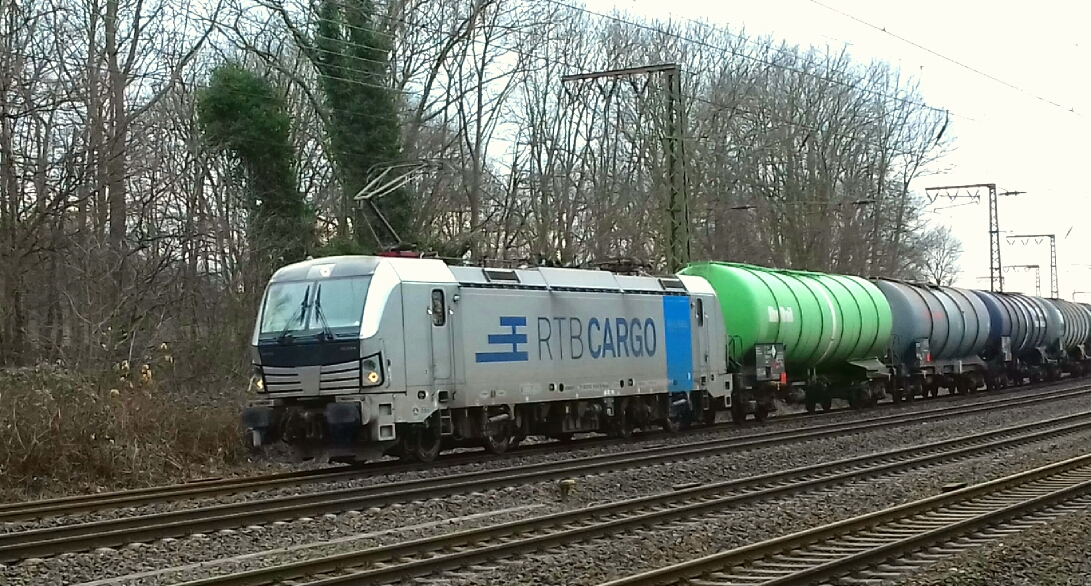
left=241, top=255, right=1091, bottom=463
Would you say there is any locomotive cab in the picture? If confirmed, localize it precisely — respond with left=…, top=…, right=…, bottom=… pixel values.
left=242, top=255, right=451, bottom=463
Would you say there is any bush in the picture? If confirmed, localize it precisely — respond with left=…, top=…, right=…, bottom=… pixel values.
left=0, top=363, right=247, bottom=500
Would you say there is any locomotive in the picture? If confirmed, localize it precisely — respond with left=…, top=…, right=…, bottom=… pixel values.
left=242, top=255, right=728, bottom=463
left=241, top=255, right=1091, bottom=464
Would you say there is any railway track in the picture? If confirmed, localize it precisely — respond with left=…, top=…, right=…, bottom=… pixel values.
left=1, top=383, right=1088, bottom=565
left=601, top=453, right=1091, bottom=586
left=160, top=407, right=1091, bottom=586
left=2, top=379, right=1084, bottom=528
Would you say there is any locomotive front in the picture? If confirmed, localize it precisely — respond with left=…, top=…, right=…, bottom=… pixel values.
left=241, top=255, right=428, bottom=463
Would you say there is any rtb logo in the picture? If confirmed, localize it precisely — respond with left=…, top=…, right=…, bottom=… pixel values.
left=475, top=316, right=529, bottom=363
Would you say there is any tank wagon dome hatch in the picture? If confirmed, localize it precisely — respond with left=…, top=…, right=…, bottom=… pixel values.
left=679, top=262, right=892, bottom=375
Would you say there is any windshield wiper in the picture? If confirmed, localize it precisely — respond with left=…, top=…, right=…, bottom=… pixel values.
left=277, top=285, right=311, bottom=344
left=313, top=284, right=335, bottom=341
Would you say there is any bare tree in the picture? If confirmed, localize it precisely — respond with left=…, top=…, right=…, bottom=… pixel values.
left=912, top=225, right=963, bottom=286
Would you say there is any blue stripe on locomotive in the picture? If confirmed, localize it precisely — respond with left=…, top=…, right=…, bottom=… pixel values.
left=662, top=296, right=693, bottom=393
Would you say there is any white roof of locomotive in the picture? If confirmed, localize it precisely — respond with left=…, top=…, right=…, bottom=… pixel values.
left=272, top=255, right=711, bottom=295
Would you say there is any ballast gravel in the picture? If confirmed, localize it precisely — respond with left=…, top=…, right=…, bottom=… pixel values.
left=0, top=382, right=1078, bottom=536
left=4, top=392, right=1091, bottom=586
left=456, top=430, right=1091, bottom=586
left=890, top=508, right=1091, bottom=586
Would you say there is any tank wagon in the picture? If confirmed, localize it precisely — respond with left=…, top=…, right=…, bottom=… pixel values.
left=973, top=291, right=1064, bottom=386
left=679, top=262, right=893, bottom=419
left=241, top=255, right=729, bottom=463
left=1044, top=298, right=1091, bottom=377
left=874, top=280, right=991, bottom=400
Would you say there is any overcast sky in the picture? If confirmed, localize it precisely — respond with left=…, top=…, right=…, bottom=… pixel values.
left=582, top=0, right=1091, bottom=299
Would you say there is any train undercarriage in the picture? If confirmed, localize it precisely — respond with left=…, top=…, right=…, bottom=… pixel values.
left=252, top=390, right=725, bottom=464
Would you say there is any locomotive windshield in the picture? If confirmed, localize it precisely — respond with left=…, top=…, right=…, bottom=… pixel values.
left=258, top=276, right=372, bottom=341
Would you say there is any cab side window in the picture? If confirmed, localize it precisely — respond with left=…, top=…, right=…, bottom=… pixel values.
left=696, top=298, right=704, bottom=326
left=431, top=290, right=446, bottom=326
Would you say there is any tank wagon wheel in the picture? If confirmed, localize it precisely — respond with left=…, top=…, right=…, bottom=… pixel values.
left=805, top=399, right=817, bottom=414
left=753, top=406, right=769, bottom=423
left=821, top=397, right=833, bottom=411
left=730, top=403, right=747, bottom=424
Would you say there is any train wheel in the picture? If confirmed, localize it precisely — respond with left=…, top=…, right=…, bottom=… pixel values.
left=662, top=413, right=683, bottom=433
left=805, top=398, right=817, bottom=413
left=753, top=406, right=769, bottom=423
left=482, top=416, right=513, bottom=454
left=613, top=398, right=635, bottom=439
left=821, top=398, right=833, bottom=411
left=661, top=394, right=687, bottom=433
left=408, top=424, right=441, bottom=463
left=483, top=430, right=511, bottom=454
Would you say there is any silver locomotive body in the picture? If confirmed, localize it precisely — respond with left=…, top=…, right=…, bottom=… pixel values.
left=242, top=255, right=730, bottom=463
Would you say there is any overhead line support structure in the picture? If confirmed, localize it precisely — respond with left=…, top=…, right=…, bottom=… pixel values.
left=562, top=63, right=689, bottom=273
left=1004, top=264, right=1042, bottom=296
left=1007, top=233, right=1059, bottom=298
left=925, top=183, right=1024, bottom=293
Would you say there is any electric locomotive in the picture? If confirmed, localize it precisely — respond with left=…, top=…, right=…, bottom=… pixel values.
left=241, top=255, right=730, bottom=463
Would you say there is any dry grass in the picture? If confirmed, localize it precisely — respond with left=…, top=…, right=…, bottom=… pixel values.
left=0, top=362, right=250, bottom=501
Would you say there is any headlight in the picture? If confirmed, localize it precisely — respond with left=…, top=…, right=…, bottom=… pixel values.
left=361, top=354, right=384, bottom=387
left=251, top=364, right=265, bottom=392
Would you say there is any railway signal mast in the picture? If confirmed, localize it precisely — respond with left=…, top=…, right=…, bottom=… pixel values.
left=924, top=183, right=1024, bottom=292
left=1007, top=234, right=1059, bottom=298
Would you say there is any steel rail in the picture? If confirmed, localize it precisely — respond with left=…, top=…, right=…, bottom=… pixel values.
left=169, top=409, right=1091, bottom=586
left=600, top=454, right=1091, bottom=586
left=1, top=383, right=1087, bottom=564
left=1, top=378, right=1078, bottom=524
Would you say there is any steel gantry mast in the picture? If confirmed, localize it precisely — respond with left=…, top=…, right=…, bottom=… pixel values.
left=561, top=64, right=689, bottom=273
left=1007, top=234, right=1059, bottom=298
left=1003, top=264, right=1042, bottom=296
left=925, top=183, right=1024, bottom=292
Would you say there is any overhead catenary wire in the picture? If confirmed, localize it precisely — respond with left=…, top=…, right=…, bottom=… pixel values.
left=7, top=0, right=953, bottom=164
left=807, top=0, right=1085, bottom=118
left=225, top=0, right=952, bottom=159
left=531, top=0, right=961, bottom=118
left=225, top=0, right=955, bottom=121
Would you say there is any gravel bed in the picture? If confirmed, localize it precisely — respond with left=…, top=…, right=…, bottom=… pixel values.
left=1, top=383, right=1082, bottom=537
left=4, top=394, right=1091, bottom=585
left=454, top=428, right=1091, bottom=586
left=890, top=508, right=1091, bottom=586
